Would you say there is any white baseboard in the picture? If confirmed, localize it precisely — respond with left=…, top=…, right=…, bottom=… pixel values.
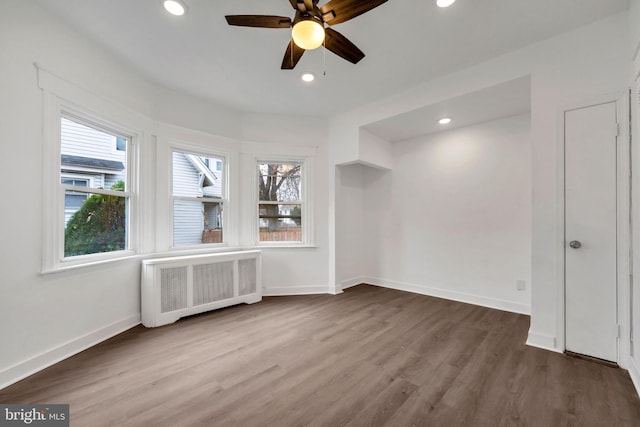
left=629, top=356, right=640, bottom=399
left=0, top=314, right=140, bottom=390
left=526, top=330, right=562, bottom=353
left=262, top=285, right=333, bottom=296
left=362, top=277, right=531, bottom=315
left=339, top=277, right=366, bottom=291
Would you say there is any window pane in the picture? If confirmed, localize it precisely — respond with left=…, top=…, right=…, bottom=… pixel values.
left=60, top=117, right=127, bottom=190
left=259, top=204, right=301, bottom=242
left=258, top=163, right=301, bottom=203
left=61, top=178, right=88, bottom=187
left=173, top=200, right=223, bottom=246
left=173, top=152, right=224, bottom=198
left=64, top=191, right=127, bottom=257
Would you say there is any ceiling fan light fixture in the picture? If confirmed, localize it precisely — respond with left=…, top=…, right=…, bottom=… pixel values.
left=163, top=0, right=187, bottom=16
left=292, top=18, right=325, bottom=50
left=301, top=73, right=315, bottom=82
left=436, top=0, right=456, bottom=7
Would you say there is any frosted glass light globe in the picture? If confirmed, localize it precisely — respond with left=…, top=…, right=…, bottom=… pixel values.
left=292, top=20, right=325, bottom=50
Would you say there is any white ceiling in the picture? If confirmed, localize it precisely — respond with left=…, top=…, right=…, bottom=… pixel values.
left=363, top=76, right=531, bottom=142
left=33, top=0, right=628, bottom=119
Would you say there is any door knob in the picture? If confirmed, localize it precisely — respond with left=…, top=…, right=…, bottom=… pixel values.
left=569, top=240, right=582, bottom=249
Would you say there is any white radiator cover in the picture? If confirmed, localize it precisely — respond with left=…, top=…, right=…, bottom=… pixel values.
left=141, top=250, right=261, bottom=327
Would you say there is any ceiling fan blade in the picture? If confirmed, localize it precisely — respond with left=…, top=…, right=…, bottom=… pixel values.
left=281, top=39, right=306, bottom=69
left=324, top=27, right=365, bottom=64
left=225, top=15, right=292, bottom=29
left=320, top=0, right=388, bottom=25
left=288, top=0, right=309, bottom=13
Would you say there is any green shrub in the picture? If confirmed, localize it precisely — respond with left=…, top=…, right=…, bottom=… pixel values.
left=64, top=181, right=126, bottom=257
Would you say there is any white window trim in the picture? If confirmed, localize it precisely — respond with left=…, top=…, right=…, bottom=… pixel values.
left=170, top=146, right=229, bottom=250
left=38, top=66, right=150, bottom=273
left=245, top=147, right=315, bottom=248
left=154, top=122, right=240, bottom=253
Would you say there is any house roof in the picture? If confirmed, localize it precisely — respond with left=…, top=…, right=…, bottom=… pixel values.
left=61, top=154, right=125, bottom=171
left=184, top=154, right=217, bottom=187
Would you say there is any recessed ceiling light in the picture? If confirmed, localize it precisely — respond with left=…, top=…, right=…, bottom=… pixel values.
left=436, top=0, right=456, bottom=7
left=164, top=0, right=187, bottom=16
left=438, top=117, right=452, bottom=125
left=301, top=73, right=315, bottom=82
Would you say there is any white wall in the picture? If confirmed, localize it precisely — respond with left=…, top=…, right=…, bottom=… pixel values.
left=361, top=115, right=532, bottom=313
left=0, top=0, right=148, bottom=388
left=629, top=0, right=640, bottom=394
left=358, top=129, right=393, bottom=170
left=329, top=12, right=630, bottom=351
left=335, top=164, right=367, bottom=286
left=0, top=0, right=330, bottom=388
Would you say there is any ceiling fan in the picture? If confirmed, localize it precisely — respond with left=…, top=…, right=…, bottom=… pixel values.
left=225, top=0, right=388, bottom=70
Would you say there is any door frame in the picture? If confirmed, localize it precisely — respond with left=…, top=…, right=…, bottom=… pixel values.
left=557, top=91, right=631, bottom=368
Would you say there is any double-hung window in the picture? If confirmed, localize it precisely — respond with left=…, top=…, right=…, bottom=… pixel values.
left=257, top=161, right=304, bottom=243
left=60, top=115, right=132, bottom=258
left=172, top=150, right=226, bottom=246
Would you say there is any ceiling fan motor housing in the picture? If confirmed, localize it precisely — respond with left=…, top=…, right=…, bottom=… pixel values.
left=225, top=0, right=388, bottom=69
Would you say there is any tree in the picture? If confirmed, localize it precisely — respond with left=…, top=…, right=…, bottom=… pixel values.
left=64, top=181, right=126, bottom=257
left=258, top=163, right=301, bottom=230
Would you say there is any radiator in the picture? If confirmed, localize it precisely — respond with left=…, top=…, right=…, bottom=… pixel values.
left=141, top=250, right=261, bottom=327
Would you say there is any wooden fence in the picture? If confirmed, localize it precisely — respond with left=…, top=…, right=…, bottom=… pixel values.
left=201, top=227, right=302, bottom=243
left=259, top=227, right=301, bottom=242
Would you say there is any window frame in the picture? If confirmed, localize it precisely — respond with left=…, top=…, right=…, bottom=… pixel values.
left=254, top=156, right=313, bottom=247
left=58, top=112, right=135, bottom=263
left=40, top=84, right=143, bottom=273
left=170, top=146, right=229, bottom=249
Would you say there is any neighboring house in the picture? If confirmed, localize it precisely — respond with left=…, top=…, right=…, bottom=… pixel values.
left=60, top=117, right=126, bottom=225
left=172, top=152, right=223, bottom=246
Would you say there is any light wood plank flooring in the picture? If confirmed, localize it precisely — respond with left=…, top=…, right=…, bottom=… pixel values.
left=2, top=285, right=640, bottom=426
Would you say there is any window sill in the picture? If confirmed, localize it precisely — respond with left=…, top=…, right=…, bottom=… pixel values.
left=40, top=244, right=319, bottom=275
left=41, top=253, right=142, bottom=275
left=165, top=245, right=243, bottom=258
left=250, top=244, right=318, bottom=249
left=165, top=244, right=318, bottom=253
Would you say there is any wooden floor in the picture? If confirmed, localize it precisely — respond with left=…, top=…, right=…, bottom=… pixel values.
left=2, top=285, right=640, bottom=426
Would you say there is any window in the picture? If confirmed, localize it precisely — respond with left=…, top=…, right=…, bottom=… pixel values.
left=60, top=115, right=131, bottom=258
left=172, top=150, right=226, bottom=246
left=258, top=162, right=303, bottom=242
left=116, top=136, right=127, bottom=151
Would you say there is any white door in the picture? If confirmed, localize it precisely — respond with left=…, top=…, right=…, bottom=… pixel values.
left=565, top=101, right=618, bottom=363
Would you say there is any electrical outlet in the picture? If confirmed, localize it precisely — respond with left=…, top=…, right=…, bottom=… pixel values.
left=517, top=280, right=526, bottom=291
